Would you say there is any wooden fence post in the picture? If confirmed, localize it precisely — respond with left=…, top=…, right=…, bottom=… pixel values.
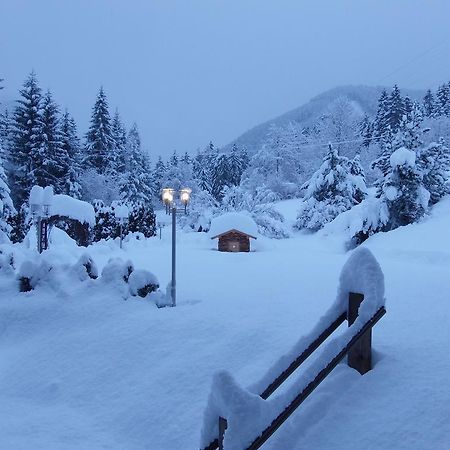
left=347, top=292, right=372, bottom=374
left=218, top=417, right=228, bottom=450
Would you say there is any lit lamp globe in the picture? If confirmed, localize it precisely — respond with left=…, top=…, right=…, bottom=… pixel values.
left=180, top=188, right=192, bottom=205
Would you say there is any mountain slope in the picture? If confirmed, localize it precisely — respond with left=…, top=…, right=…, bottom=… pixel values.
left=225, top=85, right=424, bottom=155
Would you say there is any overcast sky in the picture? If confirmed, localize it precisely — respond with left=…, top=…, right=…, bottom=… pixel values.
left=1, top=0, right=449, bottom=158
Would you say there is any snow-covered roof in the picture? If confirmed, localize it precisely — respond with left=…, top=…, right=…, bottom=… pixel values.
left=50, top=195, right=96, bottom=226
left=209, top=212, right=258, bottom=239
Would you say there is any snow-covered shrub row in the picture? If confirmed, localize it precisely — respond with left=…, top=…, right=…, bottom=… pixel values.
left=92, top=200, right=156, bottom=242
left=13, top=252, right=160, bottom=301
left=200, top=248, right=385, bottom=449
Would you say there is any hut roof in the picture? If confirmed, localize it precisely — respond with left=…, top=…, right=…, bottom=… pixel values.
left=209, top=212, right=258, bottom=239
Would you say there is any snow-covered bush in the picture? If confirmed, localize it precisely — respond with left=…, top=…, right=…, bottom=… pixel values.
left=220, top=185, right=289, bottom=238
left=18, top=260, right=53, bottom=292
left=92, top=200, right=156, bottom=242
left=178, top=189, right=217, bottom=232
left=127, top=202, right=156, bottom=238
left=73, top=254, right=98, bottom=281
left=101, top=258, right=134, bottom=284
left=295, top=144, right=366, bottom=232
left=128, top=269, right=159, bottom=298
left=0, top=250, right=15, bottom=276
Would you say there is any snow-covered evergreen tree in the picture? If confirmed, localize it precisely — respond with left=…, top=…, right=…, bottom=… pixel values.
left=119, top=123, right=154, bottom=204
left=436, top=82, right=450, bottom=117
left=9, top=71, right=44, bottom=206
left=37, top=90, right=69, bottom=192
left=84, top=87, right=115, bottom=174
left=152, top=156, right=167, bottom=198
left=295, top=144, right=366, bottom=231
left=423, top=89, right=436, bottom=118
left=382, top=147, right=428, bottom=229
left=418, top=138, right=450, bottom=205
left=61, top=110, right=82, bottom=198
left=111, top=109, right=127, bottom=174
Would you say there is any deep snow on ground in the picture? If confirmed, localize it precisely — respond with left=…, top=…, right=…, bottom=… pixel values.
left=1, top=199, right=450, bottom=449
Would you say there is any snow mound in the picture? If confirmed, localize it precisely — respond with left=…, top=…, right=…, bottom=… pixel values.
left=200, top=248, right=386, bottom=449
left=128, top=269, right=159, bottom=297
left=209, top=212, right=258, bottom=238
left=50, top=194, right=95, bottom=226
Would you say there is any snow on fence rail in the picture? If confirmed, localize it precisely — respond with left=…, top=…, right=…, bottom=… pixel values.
left=200, top=248, right=386, bottom=450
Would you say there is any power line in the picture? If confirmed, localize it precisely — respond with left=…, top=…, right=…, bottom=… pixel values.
left=375, top=38, right=450, bottom=85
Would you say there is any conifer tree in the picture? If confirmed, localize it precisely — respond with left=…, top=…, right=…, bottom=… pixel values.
left=111, top=109, right=127, bottom=174
left=373, top=89, right=390, bottom=144
left=84, top=87, right=114, bottom=174
left=382, top=148, right=428, bottom=229
left=418, top=138, right=450, bottom=205
left=435, top=82, right=450, bottom=116
left=119, top=123, right=153, bottom=204
left=153, top=156, right=167, bottom=197
left=0, top=79, right=15, bottom=240
left=9, top=71, right=44, bottom=206
left=61, top=110, right=82, bottom=198
left=423, top=89, right=436, bottom=117
left=37, top=90, right=69, bottom=192
left=295, top=144, right=366, bottom=231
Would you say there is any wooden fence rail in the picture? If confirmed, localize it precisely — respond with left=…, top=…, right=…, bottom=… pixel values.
left=202, top=292, right=386, bottom=450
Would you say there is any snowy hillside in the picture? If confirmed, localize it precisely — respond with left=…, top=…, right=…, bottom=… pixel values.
left=0, top=198, right=449, bottom=449
left=224, top=85, right=424, bottom=156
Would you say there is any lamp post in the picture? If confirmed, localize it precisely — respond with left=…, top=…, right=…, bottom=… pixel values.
left=115, top=204, right=129, bottom=249
left=30, top=186, right=54, bottom=253
left=161, top=187, right=191, bottom=307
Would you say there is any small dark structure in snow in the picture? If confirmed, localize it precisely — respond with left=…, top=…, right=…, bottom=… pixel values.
left=210, top=212, right=257, bottom=252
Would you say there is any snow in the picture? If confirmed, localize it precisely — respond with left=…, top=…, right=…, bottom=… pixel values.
left=128, top=269, right=159, bottom=297
left=390, top=147, right=416, bottom=168
left=200, top=247, right=385, bottom=449
left=50, top=194, right=96, bottom=226
left=209, top=211, right=258, bottom=238
left=115, top=204, right=129, bottom=220
left=0, top=197, right=449, bottom=449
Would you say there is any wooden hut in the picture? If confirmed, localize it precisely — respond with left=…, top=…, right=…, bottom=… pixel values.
left=209, top=212, right=257, bottom=252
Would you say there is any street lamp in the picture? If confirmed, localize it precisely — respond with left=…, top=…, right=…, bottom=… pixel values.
left=162, top=188, right=174, bottom=214
left=115, top=204, right=129, bottom=249
left=29, top=185, right=53, bottom=253
left=161, top=187, right=192, bottom=307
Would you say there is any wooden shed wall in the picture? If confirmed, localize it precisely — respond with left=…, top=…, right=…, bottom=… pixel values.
left=218, top=231, right=251, bottom=252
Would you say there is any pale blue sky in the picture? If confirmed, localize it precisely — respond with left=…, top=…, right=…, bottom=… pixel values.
left=1, top=0, right=449, bottom=157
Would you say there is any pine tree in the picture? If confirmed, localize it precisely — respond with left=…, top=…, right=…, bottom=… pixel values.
left=119, top=123, right=153, bottom=204
left=418, top=138, right=450, bottom=204
left=295, top=144, right=366, bottom=231
left=111, top=109, right=127, bottom=174
left=84, top=87, right=114, bottom=174
left=435, top=82, right=450, bottom=117
left=423, top=89, right=436, bottom=117
left=373, top=89, right=390, bottom=145
left=382, top=148, right=427, bottom=229
left=9, top=71, right=44, bottom=206
left=359, top=114, right=373, bottom=148
left=36, top=90, right=69, bottom=192
left=0, top=79, right=15, bottom=240
left=386, top=85, right=405, bottom=134
left=153, top=156, right=167, bottom=197
left=61, top=110, right=82, bottom=198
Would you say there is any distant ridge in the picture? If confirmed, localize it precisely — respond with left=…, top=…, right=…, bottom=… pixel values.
left=224, top=85, right=425, bottom=155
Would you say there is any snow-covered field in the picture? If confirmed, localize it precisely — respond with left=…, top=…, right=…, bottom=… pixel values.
left=1, top=199, right=450, bottom=449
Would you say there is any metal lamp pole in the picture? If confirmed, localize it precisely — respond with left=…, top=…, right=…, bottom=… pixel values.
left=162, top=188, right=191, bottom=308
left=171, top=203, right=176, bottom=307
